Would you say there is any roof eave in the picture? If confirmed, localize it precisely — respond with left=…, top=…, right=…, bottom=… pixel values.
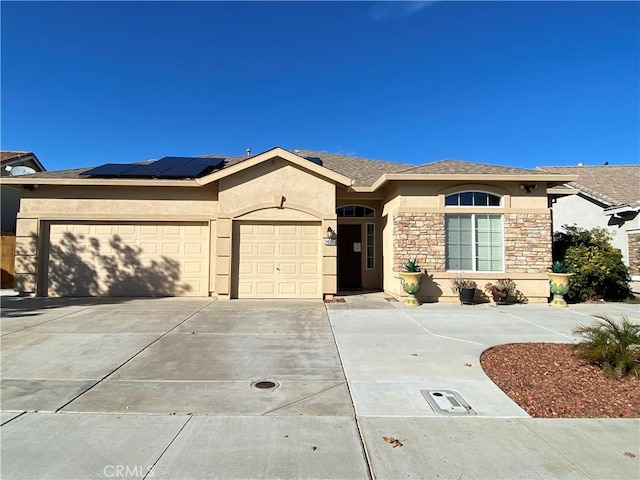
left=604, top=204, right=640, bottom=216
left=0, top=177, right=200, bottom=187
left=367, top=173, right=578, bottom=191
left=547, top=186, right=579, bottom=196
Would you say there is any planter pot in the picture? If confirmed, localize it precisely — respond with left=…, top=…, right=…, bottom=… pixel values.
left=400, top=272, right=423, bottom=306
left=459, top=288, right=475, bottom=305
left=547, top=272, right=573, bottom=308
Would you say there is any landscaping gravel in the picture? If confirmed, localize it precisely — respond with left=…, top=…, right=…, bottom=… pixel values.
left=481, top=343, right=640, bottom=418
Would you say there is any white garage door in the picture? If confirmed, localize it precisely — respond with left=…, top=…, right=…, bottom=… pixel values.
left=45, top=222, right=209, bottom=297
left=236, top=222, right=321, bottom=298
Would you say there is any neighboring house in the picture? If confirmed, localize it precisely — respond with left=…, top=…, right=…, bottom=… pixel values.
left=538, top=165, right=640, bottom=292
left=0, top=147, right=574, bottom=302
left=1, top=151, right=46, bottom=233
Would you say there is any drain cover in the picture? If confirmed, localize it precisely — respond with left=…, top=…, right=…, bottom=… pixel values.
left=251, top=380, right=280, bottom=390
left=421, top=390, right=476, bottom=415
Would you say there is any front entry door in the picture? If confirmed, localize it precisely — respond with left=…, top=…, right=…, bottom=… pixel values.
left=337, top=224, right=362, bottom=290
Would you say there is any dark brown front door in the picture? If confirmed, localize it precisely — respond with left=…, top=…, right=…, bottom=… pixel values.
left=338, top=224, right=362, bottom=290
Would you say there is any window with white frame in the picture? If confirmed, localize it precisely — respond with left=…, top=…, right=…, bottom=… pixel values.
left=366, top=223, right=375, bottom=269
left=444, top=191, right=503, bottom=272
left=445, top=191, right=502, bottom=207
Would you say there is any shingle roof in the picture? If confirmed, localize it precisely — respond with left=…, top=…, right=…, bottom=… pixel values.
left=291, top=149, right=413, bottom=186
left=536, top=165, right=640, bottom=209
left=5, top=148, right=570, bottom=189
left=398, top=159, right=538, bottom=175
left=1, top=151, right=32, bottom=164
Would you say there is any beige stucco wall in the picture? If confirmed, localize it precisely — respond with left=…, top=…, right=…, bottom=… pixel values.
left=19, top=185, right=217, bottom=219
left=14, top=184, right=219, bottom=296
left=382, top=181, right=553, bottom=303
left=216, top=158, right=338, bottom=298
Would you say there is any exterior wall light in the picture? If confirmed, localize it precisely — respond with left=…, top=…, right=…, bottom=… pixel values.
left=519, top=184, right=538, bottom=193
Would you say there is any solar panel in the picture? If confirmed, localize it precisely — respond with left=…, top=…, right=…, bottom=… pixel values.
left=80, top=164, right=138, bottom=177
left=159, top=158, right=225, bottom=178
left=81, top=157, right=226, bottom=179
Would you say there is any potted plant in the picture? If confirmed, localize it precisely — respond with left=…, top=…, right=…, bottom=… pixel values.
left=399, top=258, right=423, bottom=306
left=451, top=277, right=477, bottom=305
left=547, top=261, right=572, bottom=308
left=484, top=279, right=527, bottom=305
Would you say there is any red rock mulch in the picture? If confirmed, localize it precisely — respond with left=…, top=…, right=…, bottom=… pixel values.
left=480, top=343, right=640, bottom=418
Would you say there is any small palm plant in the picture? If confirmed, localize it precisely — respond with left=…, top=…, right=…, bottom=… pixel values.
left=403, top=258, right=421, bottom=273
left=550, top=261, right=571, bottom=273
left=572, top=315, right=640, bottom=379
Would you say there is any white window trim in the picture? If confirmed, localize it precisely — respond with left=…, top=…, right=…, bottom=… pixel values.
left=366, top=223, right=375, bottom=270
left=445, top=190, right=503, bottom=208
left=445, top=213, right=505, bottom=273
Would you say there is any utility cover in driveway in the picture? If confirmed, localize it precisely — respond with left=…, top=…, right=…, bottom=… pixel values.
left=422, top=390, right=476, bottom=415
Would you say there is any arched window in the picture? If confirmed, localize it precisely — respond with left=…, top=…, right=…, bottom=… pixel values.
left=336, top=205, right=375, bottom=218
left=445, top=191, right=502, bottom=207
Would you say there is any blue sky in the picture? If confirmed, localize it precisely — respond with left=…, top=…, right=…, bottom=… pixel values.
left=2, top=1, right=638, bottom=171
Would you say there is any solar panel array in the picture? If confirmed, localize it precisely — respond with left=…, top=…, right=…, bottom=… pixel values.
left=80, top=157, right=226, bottom=179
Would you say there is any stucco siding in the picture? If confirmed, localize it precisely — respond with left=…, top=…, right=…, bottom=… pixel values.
left=19, top=186, right=217, bottom=219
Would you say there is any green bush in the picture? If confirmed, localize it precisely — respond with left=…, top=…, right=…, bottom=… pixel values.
left=573, top=315, right=640, bottom=379
left=553, top=225, right=631, bottom=302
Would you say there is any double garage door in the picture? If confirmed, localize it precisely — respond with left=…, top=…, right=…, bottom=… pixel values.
left=235, top=222, right=321, bottom=299
left=44, top=222, right=209, bottom=297
left=43, top=221, right=322, bottom=298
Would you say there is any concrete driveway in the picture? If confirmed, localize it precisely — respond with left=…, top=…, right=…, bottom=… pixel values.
left=1, top=293, right=639, bottom=479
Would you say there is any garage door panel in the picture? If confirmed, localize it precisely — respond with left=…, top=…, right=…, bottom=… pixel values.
left=257, top=225, right=275, bottom=235
left=46, top=222, right=209, bottom=297
left=300, top=225, right=318, bottom=236
left=300, top=263, right=319, bottom=275
left=257, top=243, right=276, bottom=255
left=256, top=283, right=276, bottom=295
left=236, top=222, right=321, bottom=299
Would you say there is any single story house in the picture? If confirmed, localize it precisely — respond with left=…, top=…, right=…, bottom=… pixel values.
left=538, top=165, right=640, bottom=293
left=0, top=147, right=575, bottom=302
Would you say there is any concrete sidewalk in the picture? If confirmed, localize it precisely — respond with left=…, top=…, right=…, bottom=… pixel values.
left=1, top=294, right=639, bottom=479
left=327, top=294, right=639, bottom=479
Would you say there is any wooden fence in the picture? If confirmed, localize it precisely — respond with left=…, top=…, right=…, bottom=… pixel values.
left=1, top=232, right=16, bottom=289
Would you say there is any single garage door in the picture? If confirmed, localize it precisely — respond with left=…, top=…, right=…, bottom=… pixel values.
left=236, top=222, right=321, bottom=298
left=45, top=222, right=209, bottom=296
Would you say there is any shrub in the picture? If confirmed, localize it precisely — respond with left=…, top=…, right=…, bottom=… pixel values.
left=484, top=279, right=527, bottom=304
left=450, top=277, right=477, bottom=294
left=552, top=225, right=631, bottom=302
left=573, top=315, right=640, bottom=379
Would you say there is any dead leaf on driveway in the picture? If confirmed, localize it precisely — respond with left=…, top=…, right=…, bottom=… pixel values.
left=382, top=436, right=403, bottom=448
left=623, top=452, right=636, bottom=458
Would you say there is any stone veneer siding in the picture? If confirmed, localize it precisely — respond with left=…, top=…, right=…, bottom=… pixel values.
left=504, top=212, right=551, bottom=274
left=393, top=212, right=445, bottom=272
left=393, top=211, right=551, bottom=274
left=628, top=232, right=640, bottom=277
